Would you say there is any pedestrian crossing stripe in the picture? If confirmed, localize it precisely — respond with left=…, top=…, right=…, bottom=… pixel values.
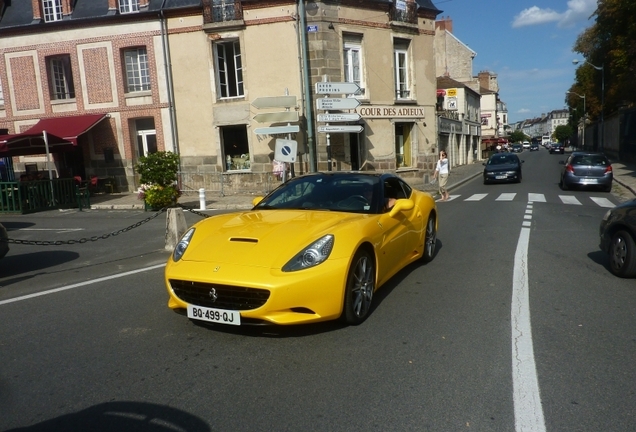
left=435, top=193, right=618, bottom=208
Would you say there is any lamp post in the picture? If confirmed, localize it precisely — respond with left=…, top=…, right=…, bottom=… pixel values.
left=572, top=59, right=604, bottom=150
left=566, top=91, right=585, bottom=149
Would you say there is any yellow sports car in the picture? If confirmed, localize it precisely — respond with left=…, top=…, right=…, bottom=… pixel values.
left=165, top=172, right=437, bottom=326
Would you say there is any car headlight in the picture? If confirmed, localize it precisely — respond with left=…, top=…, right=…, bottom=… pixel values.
left=602, top=209, right=613, bottom=222
left=282, top=234, right=334, bottom=272
left=506, top=171, right=518, bottom=175
left=172, top=228, right=195, bottom=262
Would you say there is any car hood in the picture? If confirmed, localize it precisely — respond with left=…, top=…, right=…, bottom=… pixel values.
left=484, top=163, right=519, bottom=172
left=180, top=210, right=370, bottom=268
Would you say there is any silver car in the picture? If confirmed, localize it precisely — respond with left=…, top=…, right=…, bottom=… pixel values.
left=559, top=152, right=613, bottom=192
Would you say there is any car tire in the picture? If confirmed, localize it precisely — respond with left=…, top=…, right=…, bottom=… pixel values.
left=421, top=213, right=436, bottom=263
left=608, top=230, right=636, bottom=278
left=560, top=179, right=568, bottom=190
left=342, top=249, right=375, bottom=325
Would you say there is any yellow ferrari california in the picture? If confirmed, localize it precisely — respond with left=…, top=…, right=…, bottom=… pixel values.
left=165, top=172, right=437, bottom=326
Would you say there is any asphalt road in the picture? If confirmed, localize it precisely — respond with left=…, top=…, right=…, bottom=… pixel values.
left=1, top=148, right=635, bottom=431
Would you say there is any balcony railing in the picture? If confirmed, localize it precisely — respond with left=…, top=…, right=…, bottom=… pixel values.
left=203, top=0, right=243, bottom=24
left=390, top=1, right=418, bottom=25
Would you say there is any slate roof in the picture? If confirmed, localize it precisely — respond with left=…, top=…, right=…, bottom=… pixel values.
left=0, top=0, right=202, bottom=30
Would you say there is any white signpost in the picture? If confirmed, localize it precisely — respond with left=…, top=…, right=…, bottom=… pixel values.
left=253, top=125, right=300, bottom=135
left=316, top=98, right=361, bottom=110
left=252, top=93, right=300, bottom=179
left=317, top=113, right=361, bottom=122
left=315, top=82, right=361, bottom=95
left=318, top=125, right=364, bottom=133
left=315, top=82, right=364, bottom=171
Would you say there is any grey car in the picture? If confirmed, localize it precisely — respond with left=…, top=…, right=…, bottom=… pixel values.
left=600, top=199, right=636, bottom=278
left=559, top=152, right=613, bottom=192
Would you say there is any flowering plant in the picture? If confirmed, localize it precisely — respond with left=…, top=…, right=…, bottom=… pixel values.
left=134, top=151, right=181, bottom=209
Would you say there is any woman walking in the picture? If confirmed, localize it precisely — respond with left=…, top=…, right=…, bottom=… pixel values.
left=433, top=150, right=450, bottom=201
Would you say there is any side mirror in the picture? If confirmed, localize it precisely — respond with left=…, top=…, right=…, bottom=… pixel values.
left=389, top=199, right=414, bottom=217
left=252, top=196, right=264, bottom=206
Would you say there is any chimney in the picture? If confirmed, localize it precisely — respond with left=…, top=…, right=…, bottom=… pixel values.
left=435, top=16, right=453, bottom=33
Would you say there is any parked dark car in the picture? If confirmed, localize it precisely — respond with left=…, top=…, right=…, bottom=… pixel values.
left=530, top=142, right=539, bottom=151
left=0, top=223, right=8, bottom=259
left=600, top=199, right=636, bottom=278
left=549, top=142, right=564, bottom=154
left=511, top=143, right=523, bottom=153
left=483, top=153, right=523, bottom=184
left=559, top=152, right=613, bottom=192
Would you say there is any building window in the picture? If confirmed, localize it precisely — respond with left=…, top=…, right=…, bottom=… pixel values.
left=214, top=40, right=244, bottom=99
left=221, top=125, right=250, bottom=171
left=119, top=0, right=139, bottom=14
left=135, top=118, right=157, bottom=157
left=343, top=34, right=364, bottom=96
left=123, top=48, right=150, bottom=93
left=394, top=40, right=410, bottom=99
left=42, top=0, right=63, bottom=22
left=47, top=55, right=75, bottom=100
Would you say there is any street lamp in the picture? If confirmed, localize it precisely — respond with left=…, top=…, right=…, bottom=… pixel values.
left=572, top=59, right=604, bottom=150
left=566, top=91, right=586, bottom=149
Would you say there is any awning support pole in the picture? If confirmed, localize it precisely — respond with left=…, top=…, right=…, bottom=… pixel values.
left=43, top=130, right=56, bottom=205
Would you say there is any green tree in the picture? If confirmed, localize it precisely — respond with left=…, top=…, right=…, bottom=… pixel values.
left=554, top=125, right=573, bottom=143
left=571, top=0, right=636, bottom=119
left=509, top=130, right=527, bottom=143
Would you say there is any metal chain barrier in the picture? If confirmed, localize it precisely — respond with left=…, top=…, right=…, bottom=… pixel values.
left=4, top=207, right=169, bottom=246
left=177, top=203, right=211, bottom=219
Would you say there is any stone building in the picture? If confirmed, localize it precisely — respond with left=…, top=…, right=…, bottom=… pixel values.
left=0, top=0, right=444, bottom=193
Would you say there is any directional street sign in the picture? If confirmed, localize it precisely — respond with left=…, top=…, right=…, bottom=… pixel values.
left=254, top=125, right=300, bottom=135
left=253, top=111, right=299, bottom=123
left=318, top=125, right=364, bottom=133
left=315, top=82, right=361, bottom=95
left=317, top=113, right=361, bottom=122
left=316, top=98, right=361, bottom=110
left=251, top=96, right=297, bottom=109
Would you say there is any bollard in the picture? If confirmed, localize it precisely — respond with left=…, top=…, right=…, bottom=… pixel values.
left=165, top=208, right=188, bottom=251
left=199, top=188, right=206, bottom=210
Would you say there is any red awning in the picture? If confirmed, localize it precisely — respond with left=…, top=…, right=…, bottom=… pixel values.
left=0, top=113, right=108, bottom=157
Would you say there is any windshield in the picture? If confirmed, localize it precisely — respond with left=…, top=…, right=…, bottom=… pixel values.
left=488, top=155, right=517, bottom=165
left=253, top=174, right=383, bottom=214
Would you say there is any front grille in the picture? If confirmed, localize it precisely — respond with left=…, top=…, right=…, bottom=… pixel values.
left=170, top=280, right=270, bottom=310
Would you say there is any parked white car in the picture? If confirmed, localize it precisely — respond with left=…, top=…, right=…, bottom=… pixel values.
left=522, top=141, right=531, bottom=149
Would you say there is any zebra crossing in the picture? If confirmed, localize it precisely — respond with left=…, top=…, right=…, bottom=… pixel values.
left=437, top=192, right=616, bottom=208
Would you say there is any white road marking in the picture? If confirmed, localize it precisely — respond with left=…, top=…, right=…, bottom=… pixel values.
left=19, top=228, right=84, bottom=232
left=589, top=197, right=615, bottom=208
left=0, top=264, right=165, bottom=306
left=512, top=227, right=546, bottom=432
left=465, top=193, right=488, bottom=201
left=559, top=195, right=582, bottom=205
left=528, top=193, right=546, bottom=203
left=496, top=193, right=517, bottom=201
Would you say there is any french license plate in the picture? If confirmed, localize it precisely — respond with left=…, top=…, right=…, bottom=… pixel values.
left=187, top=305, right=241, bottom=325
left=495, top=175, right=507, bottom=179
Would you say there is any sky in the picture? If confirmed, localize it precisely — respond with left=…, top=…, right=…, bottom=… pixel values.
left=433, top=0, right=599, bottom=124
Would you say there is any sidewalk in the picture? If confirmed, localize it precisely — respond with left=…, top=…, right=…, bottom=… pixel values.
left=88, top=156, right=636, bottom=210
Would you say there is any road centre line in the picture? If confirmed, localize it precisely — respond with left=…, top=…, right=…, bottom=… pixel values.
left=0, top=264, right=165, bottom=306
left=511, top=213, right=546, bottom=431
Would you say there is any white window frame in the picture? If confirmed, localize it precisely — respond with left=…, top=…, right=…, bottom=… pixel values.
left=124, top=48, right=150, bottom=93
left=343, top=35, right=364, bottom=96
left=214, top=40, right=244, bottom=99
left=394, top=41, right=410, bottom=100
left=119, top=0, right=140, bottom=14
left=42, top=0, right=63, bottom=23
left=48, top=56, right=75, bottom=100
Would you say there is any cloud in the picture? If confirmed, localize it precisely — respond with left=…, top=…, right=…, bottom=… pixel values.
left=517, top=108, right=531, bottom=113
left=511, top=0, right=597, bottom=28
left=512, top=6, right=560, bottom=28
